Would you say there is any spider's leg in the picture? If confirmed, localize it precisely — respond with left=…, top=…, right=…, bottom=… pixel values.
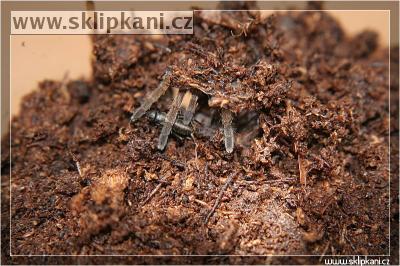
left=182, top=92, right=198, bottom=125
left=221, top=109, right=234, bottom=153
left=130, top=70, right=172, bottom=122
left=158, top=90, right=185, bottom=150
left=171, top=131, right=185, bottom=142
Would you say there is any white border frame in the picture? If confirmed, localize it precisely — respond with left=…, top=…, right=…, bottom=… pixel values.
left=8, top=9, right=392, bottom=259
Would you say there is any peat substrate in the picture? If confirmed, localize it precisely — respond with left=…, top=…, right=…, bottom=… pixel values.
left=2, top=4, right=399, bottom=265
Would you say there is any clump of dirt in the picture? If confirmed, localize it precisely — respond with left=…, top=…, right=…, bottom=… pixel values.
left=2, top=3, right=398, bottom=265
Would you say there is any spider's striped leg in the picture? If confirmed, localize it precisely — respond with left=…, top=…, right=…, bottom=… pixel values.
left=130, top=70, right=172, bottom=123
left=221, top=109, right=234, bottom=153
left=158, top=90, right=185, bottom=150
left=182, top=92, right=198, bottom=125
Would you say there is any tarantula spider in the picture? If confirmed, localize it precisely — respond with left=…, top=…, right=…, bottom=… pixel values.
left=130, top=68, right=235, bottom=153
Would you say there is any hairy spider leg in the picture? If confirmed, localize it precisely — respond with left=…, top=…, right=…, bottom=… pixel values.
left=183, top=93, right=198, bottom=125
left=130, top=70, right=172, bottom=122
left=147, top=110, right=192, bottom=136
left=158, top=90, right=185, bottom=150
left=221, top=109, right=234, bottom=153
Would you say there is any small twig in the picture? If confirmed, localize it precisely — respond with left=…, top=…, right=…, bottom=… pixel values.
left=295, top=142, right=307, bottom=186
left=69, top=150, right=82, bottom=177
left=191, top=133, right=200, bottom=171
left=60, top=72, right=71, bottom=103
left=265, top=178, right=296, bottom=184
left=221, top=109, right=234, bottom=153
left=158, top=154, right=186, bottom=169
left=194, top=199, right=209, bottom=207
left=142, top=176, right=169, bottom=206
left=142, top=183, right=163, bottom=205
left=204, top=173, right=235, bottom=224
left=319, top=242, right=330, bottom=262
left=345, top=234, right=356, bottom=251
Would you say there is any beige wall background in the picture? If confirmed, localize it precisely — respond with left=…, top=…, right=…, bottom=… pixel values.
left=10, top=10, right=390, bottom=117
